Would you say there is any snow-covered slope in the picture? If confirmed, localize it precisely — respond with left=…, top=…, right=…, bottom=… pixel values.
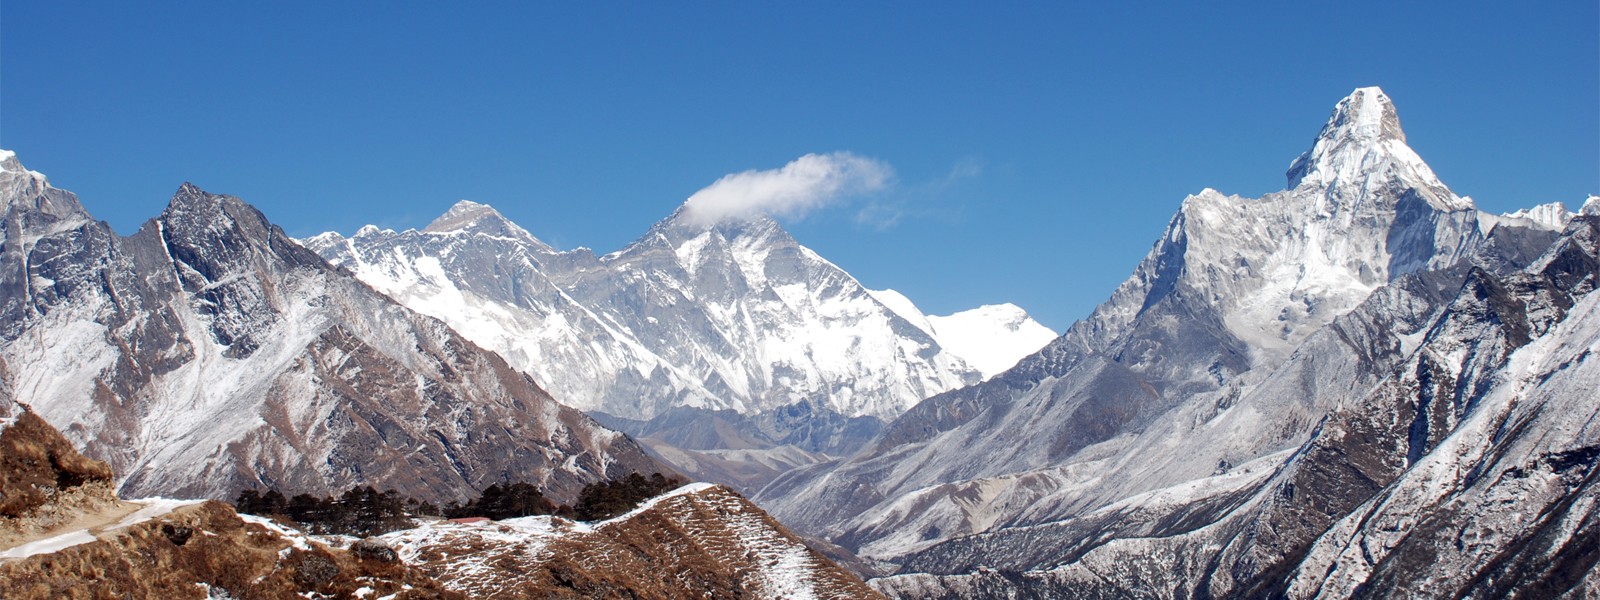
left=0, top=154, right=666, bottom=504
left=310, top=204, right=1034, bottom=425
left=756, top=87, right=1583, bottom=587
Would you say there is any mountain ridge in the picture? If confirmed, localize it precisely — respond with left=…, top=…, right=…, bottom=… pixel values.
left=307, top=193, right=1054, bottom=423
left=0, top=154, right=668, bottom=505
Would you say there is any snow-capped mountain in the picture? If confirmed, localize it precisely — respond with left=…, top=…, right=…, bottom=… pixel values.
left=306, top=197, right=1054, bottom=427
left=0, top=151, right=666, bottom=505
left=757, top=87, right=1599, bottom=596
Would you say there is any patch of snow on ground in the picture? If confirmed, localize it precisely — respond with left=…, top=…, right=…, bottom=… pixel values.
left=594, top=482, right=717, bottom=528
left=237, top=513, right=314, bottom=551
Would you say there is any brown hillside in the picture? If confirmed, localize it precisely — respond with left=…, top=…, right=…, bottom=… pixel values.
left=0, top=409, right=114, bottom=519
left=0, top=501, right=457, bottom=599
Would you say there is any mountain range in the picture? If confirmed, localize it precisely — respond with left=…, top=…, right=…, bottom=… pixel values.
left=1, top=85, right=1595, bottom=598
left=304, top=194, right=1054, bottom=488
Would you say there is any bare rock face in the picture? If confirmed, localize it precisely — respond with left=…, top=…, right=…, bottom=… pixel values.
left=382, top=483, right=883, bottom=599
left=0, top=154, right=668, bottom=505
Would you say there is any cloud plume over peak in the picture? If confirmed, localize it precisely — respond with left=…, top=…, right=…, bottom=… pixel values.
left=681, top=152, right=893, bottom=226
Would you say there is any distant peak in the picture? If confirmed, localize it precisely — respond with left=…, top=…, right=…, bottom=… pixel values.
left=420, top=199, right=551, bottom=248
left=424, top=200, right=504, bottom=233
left=1503, top=202, right=1574, bottom=231
left=657, top=201, right=783, bottom=238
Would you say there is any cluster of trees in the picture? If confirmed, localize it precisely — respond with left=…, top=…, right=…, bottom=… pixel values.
left=572, top=472, right=683, bottom=521
left=234, top=486, right=416, bottom=536
left=441, top=482, right=557, bottom=520
left=232, top=472, right=684, bottom=534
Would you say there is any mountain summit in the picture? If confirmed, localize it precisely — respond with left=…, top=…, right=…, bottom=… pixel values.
left=421, top=199, right=548, bottom=247
left=309, top=190, right=1053, bottom=489
left=1287, top=86, right=1466, bottom=211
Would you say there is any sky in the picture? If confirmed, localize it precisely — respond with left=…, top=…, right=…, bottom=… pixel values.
left=2, top=2, right=1595, bottom=331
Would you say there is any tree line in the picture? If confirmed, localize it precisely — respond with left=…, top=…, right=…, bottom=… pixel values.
left=232, top=472, right=684, bottom=536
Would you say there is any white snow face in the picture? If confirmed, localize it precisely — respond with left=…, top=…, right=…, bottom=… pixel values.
left=866, top=290, right=1057, bottom=380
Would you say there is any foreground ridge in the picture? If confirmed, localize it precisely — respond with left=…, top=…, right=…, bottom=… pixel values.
left=0, top=411, right=880, bottom=598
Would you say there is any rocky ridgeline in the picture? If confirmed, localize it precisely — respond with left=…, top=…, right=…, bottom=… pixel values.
left=0, top=154, right=668, bottom=505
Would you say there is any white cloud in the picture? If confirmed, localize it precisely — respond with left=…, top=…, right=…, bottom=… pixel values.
left=681, top=152, right=893, bottom=226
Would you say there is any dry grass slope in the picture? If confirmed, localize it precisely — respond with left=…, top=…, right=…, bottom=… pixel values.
left=0, top=501, right=458, bottom=599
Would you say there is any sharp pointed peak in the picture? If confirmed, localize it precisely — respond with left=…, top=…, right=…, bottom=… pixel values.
left=1286, top=88, right=1408, bottom=188
left=1581, top=195, right=1600, bottom=217
left=164, top=182, right=230, bottom=214
left=1327, top=87, right=1404, bottom=143
left=655, top=200, right=783, bottom=235
left=1283, top=87, right=1469, bottom=211
left=161, top=182, right=271, bottom=224
left=175, top=181, right=208, bottom=197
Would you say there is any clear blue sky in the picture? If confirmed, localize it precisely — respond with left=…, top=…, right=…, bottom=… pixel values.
left=2, top=2, right=1595, bottom=330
